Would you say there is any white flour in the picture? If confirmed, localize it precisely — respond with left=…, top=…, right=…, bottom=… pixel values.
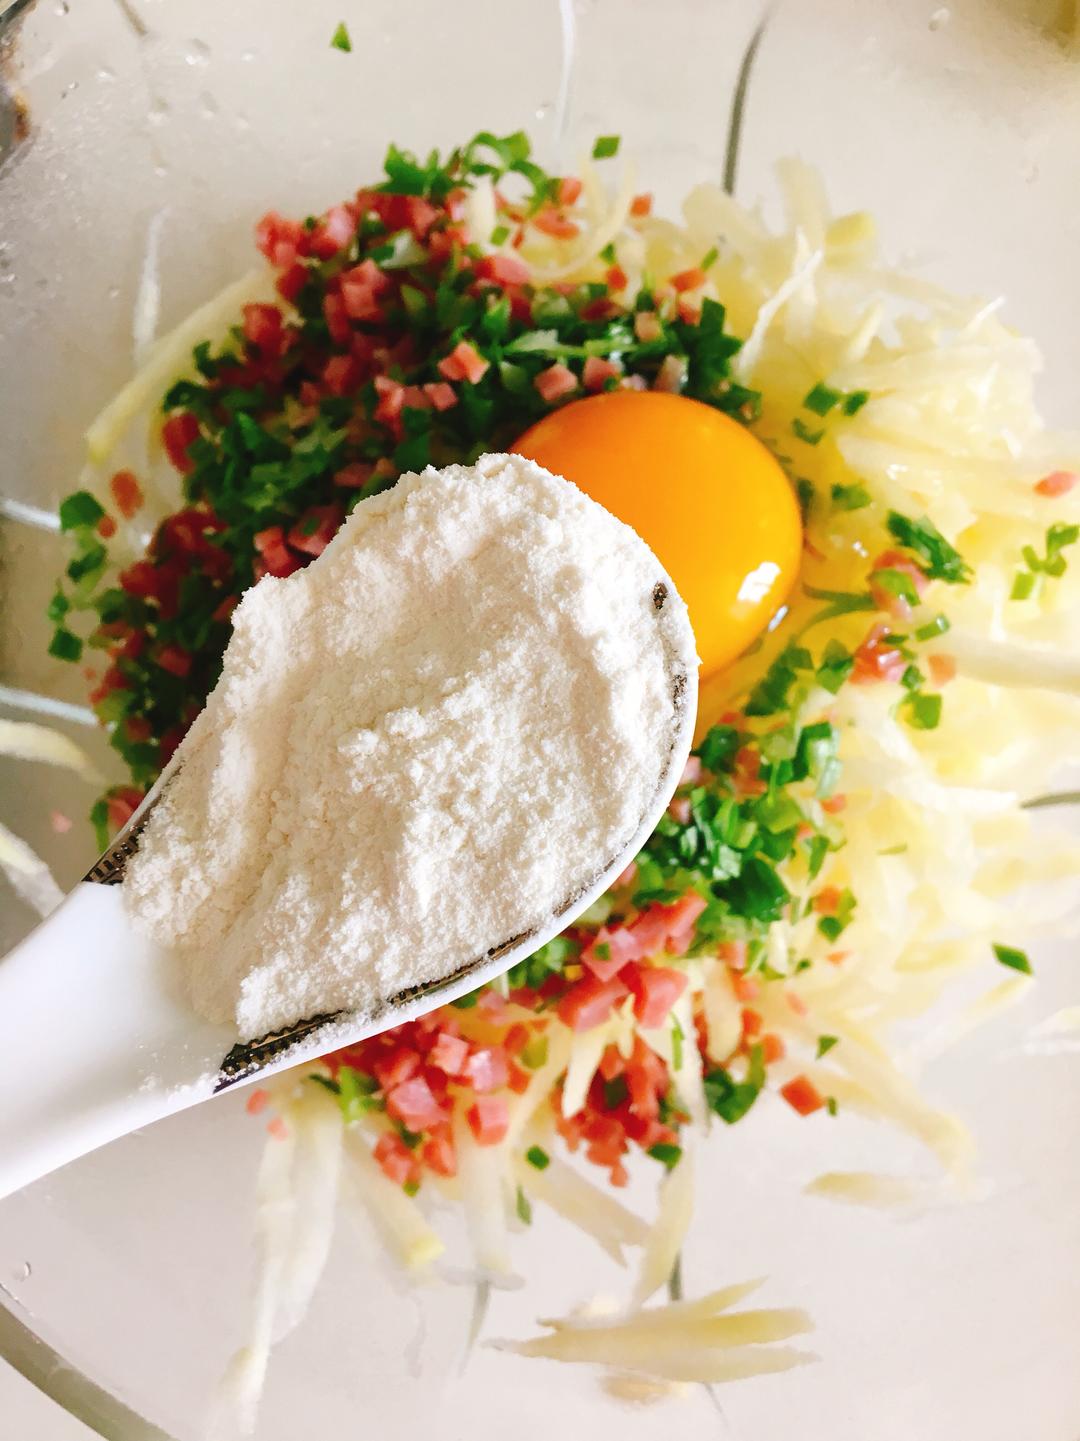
left=125, top=453, right=695, bottom=1039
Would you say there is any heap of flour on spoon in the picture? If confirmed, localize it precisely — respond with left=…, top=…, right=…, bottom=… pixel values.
left=124, top=453, right=696, bottom=1039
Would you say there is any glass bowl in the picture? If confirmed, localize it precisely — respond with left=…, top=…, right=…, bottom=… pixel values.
left=3, top=1, right=1080, bottom=1437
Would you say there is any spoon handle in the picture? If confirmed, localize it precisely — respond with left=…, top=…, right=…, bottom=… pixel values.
left=0, top=883, right=233, bottom=1201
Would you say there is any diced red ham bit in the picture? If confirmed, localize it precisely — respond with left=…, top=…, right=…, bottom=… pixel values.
left=622, top=963, right=688, bottom=1028
left=242, top=303, right=285, bottom=359
left=1035, top=470, right=1078, bottom=497
left=161, top=412, right=200, bottom=474
left=437, top=340, right=490, bottom=384
left=97, top=514, right=117, bottom=539
left=780, top=1075, right=826, bottom=1116
left=288, top=506, right=344, bottom=558
left=557, top=973, right=630, bottom=1031
left=374, top=1133, right=419, bottom=1186
left=475, top=252, right=531, bottom=286
left=667, top=795, right=692, bottom=825
left=653, top=354, right=688, bottom=393
left=333, top=461, right=374, bottom=489
left=557, top=175, right=583, bottom=206
left=812, top=885, right=842, bottom=916
left=761, top=1033, right=786, bottom=1064
left=605, top=264, right=628, bottom=292
left=821, top=794, right=847, bottom=814
left=634, top=310, right=663, bottom=343
left=532, top=207, right=580, bottom=239
left=156, top=644, right=192, bottom=678
left=928, top=653, right=957, bottom=686
left=106, top=786, right=144, bottom=832
left=869, top=548, right=929, bottom=618
left=629, top=193, right=653, bottom=217
left=671, top=266, right=706, bottom=293
left=851, top=623, right=907, bottom=685
left=582, top=355, right=621, bottom=392
left=386, top=1075, right=445, bottom=1133
left=534, top=362, right=578, bottom=402
left=680, top=755, right=703, bottom=786
left=109, top=469, right=144, bottom=519
left=322, top=292, right=352, bottom=346
left=464, top=1046, right=510, bottom=1094
left=718, top=939, right=748, bottom=970
left=253, top=525, right=302, bottom=579
left=467, top=1096, right=509, bottom=1145
left=245, top=1088, right=270, bottom=1116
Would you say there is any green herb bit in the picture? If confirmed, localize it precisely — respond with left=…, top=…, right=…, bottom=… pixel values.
left=58, top=490, right=105, bottom=532
left=515, top=1185, right=533, bottom=1224
left=330, top=21, right=352, bottom=51
left=792, top=417, right=825, bottom=446
left=525, top=1145, right=550, bottom=1171
left=826, top=1097, right=839, bottom=1116
left=993, top=942, right=1032, bottom=975
left=886, top=512, right=971, bottom=584
left=804, top=382, right=843, bottom=416
left=701, top=244, right=719, bottom=270
left=704, top=1043, right=765, bottom=1124
left=648, top=1142, right=683, bottom=1171
left=903, top=691, right=942, bottom=730
left=843, top=390, right=870, bottom=415
left=816, top=1034, right=839, bottom=1058
left=831, top=482, right=871, bottom=512
left=696, top=723, right=742, bottom=773
left=1011, top=569, right=1037, bottom=601
left=48, top=627, right=83, bottom=662
left=873, top=568, right=921, bottom=607
left=592, top=134, right=620, bottom=159
left=816, top=639, right=854, bottom=694
left=745, top=642, right=812, bottom=716
left=489, top=223, right=511, bottom=246
left=671, top=1015, right=684, bottom=1071
left=914, top=614, right=950, bottom=641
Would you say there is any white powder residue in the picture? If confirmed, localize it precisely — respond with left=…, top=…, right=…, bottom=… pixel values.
left=124, top=454, right=695, bottom=1039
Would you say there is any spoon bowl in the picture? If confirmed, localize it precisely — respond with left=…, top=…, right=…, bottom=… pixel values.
left=0, top=603, right=696, bottom=1202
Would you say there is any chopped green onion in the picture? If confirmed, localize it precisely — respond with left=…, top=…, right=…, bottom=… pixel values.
left=525, top=1145, right=550, bottom=1170
left=647, top=1142, right=683, bottom=1170
left=830, top=482, right=871, bottom=511
left=330, top=21, right=352, bottom=51
left=1011, top=570, right=1037, bottom=601
left=515, top=1185, right=533, bottom=1224
left=804, top=382, right=842, bottom=416
left=792, top=417, right=825, bottom=446
left=816, top=1034, right=839, bottom=1058
left=914, top=614, right=951, bottom=641
left=886, top=512, right=971, bottom=584
left=904, top=692, right=942, bottom=730
left=58, top=491, right=105, bottom=531
left=993, top=942, right=1032, bottom=975
left=48, top=627, right=83, bottom=662
left=592, top=135, right=620, bottom=159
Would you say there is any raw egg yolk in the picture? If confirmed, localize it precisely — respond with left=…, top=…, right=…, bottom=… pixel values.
left=514, top=390, right=802, bottom=675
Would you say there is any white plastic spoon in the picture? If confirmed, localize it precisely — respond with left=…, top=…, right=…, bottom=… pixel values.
left=0, top=624, right=695, bottom=1202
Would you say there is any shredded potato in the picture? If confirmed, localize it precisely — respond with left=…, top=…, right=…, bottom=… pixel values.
left=77, top=141, right=1080, bottom=1427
